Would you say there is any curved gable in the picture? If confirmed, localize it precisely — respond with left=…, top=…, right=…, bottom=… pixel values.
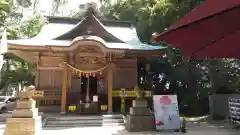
left=53, top=14, right=124, bottom=43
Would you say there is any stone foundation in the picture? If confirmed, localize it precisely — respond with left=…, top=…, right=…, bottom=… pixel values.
left=125, top=115, right=155, bottom=132
left=4, top=117, right=42, bottom=135
left=129, top=107, right=151, bottom=115
left=125, top=99, right=155, bottom=132
left=12, top=108, right=38, bottom=118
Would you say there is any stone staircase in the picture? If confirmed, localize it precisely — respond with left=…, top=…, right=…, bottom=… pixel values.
left=44, top=114, right=125, bottom=128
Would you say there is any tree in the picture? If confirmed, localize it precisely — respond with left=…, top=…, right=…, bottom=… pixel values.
left=19, top=13, right=46, bottom=38
left=16, top=0, right=32, bottom=8
left=51, top=0, right=67, bottom=16
left=0, top=0, right=11, bottom=27
left=98, top=0, right=240, bottom=116
left=0, top=0, right=45, bottom=95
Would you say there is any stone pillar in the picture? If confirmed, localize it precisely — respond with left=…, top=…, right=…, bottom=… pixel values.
left=61, top=66, right=68, bottom=114
left=125, top=87, right=155, bottom=132
left=107, top=63, right=113, bottom=113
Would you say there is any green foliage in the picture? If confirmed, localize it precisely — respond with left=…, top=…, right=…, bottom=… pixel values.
left=0, top=0, right=10, bottom=26
left=5, top=53, right=35, bottom=84
left=98, top=0, right=240, bottom=116
left=51, top=0, right=68, bottom=16
left=99, top=0, right=203, bottom=42
left=1, top=0, right=239, bottom=116
left=19, top=14, right=46, bottom=38
left=0, top=0, right=44, bottom=93
left=16, top=0, right=32, bottom=8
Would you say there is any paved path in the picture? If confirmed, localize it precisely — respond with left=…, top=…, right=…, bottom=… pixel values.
left=0, top=122, right=239, bottom=135
left=43, top=125, right=239, bottom=135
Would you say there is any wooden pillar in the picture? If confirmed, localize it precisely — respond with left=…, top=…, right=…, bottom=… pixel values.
left=68, top=71, right=72, bottom=89
left=35, top=53, right=40, bottom=88
left=69, top=52, right=74, bottom=90
left=79, top=76, right=82, bottom=102
left=35, top=53, right=40, bottom=107
left=34, top=70, right=39, bottom=88
left=60, top=66, right=68, bottom=114
left=34, top=69, right=40, bottom=107
left=107, top=63, right=113, bottom=113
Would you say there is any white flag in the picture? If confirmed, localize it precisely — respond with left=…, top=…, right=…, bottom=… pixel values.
left=0, top=28, right=8, bottom=54
left=0, top=28, right=7, bottom=70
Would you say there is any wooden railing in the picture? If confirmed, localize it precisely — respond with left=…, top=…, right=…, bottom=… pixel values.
left=37, top=88, right=153, bottom=106
left=38, top=89, right=61, bottom=106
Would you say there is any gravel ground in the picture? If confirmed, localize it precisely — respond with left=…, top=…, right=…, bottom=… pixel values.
left=0, top=122, right=239, bottom=135
left=0, top=113, right=239, bottom=135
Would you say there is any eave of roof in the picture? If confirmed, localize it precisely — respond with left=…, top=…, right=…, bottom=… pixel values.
left=8, top=7, right=166, bottom=51
left=8, top=39, right=166, bottom=51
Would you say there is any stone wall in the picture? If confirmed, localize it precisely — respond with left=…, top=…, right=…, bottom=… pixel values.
left=209, top=94, right=240, bottom=120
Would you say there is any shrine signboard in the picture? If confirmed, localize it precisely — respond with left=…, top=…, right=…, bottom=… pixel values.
left=153, top=95, right=180, bottom=131
left=18, top=91, right=44, bottom=98
left=32, top=91, right=44, bottom=98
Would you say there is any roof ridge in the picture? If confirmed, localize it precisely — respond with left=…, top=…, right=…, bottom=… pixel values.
left=46, top=16, right=135, bottom=27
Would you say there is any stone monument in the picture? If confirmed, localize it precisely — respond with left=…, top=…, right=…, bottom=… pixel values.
left=4, top=85, right=42, bottom=135
left=125, top=85, right=155, bottom=132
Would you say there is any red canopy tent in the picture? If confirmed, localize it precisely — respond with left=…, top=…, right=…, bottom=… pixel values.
left=152, top=0, right=240, bottom=58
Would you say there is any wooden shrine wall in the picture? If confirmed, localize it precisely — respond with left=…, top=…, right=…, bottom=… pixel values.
left=37, top=55, right=138, bottom=107
left=38, top=55, right=64, bottom=89
left=113, top=58, right=137, bottom=89
left=37, top=55, right=63, bottom=106
left=40, top=56, right=64, bottom=67
left=38, top=70, right=62, bottom=89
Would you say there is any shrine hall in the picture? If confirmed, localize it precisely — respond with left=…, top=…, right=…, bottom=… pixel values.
left=6, top=5, right=166, bottom=114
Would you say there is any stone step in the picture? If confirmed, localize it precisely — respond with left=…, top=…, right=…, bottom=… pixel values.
left=44, top=123, right=125, bottom=129
left=47, top=119, right=124, bottom=125
left=102, top=119, right=124, bottom=123
left=45, top=122, right=125, bottom=128
left=48, top=114, right=123, bottom=121
left=44, top=114, right=125, bottom=128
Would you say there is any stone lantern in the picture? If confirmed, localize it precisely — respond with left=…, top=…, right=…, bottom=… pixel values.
left=4, top=85, right=42, bottom=135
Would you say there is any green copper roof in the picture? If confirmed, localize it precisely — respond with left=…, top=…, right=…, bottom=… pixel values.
left=8, top=22, right=165, bottom=50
